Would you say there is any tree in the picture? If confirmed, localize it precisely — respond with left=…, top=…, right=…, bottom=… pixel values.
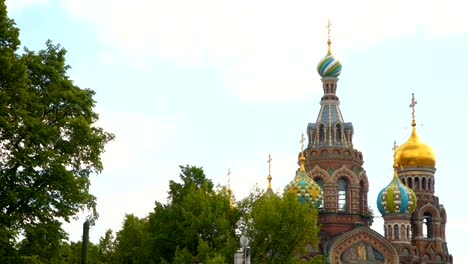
left=142, top=165, right=240, bottom=263
left=114, top=214, right=147, bottom=263
left=241, top=191, right=321, bottom=264
left=0, top=0, right=114, bottom=258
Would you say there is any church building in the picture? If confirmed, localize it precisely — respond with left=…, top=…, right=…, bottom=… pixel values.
left=288, top=28, right=453, bottom=263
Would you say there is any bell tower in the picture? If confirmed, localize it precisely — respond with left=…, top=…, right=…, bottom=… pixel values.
left=304, top=22, right=371, bottom=239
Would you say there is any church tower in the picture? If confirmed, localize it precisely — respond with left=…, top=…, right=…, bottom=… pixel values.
left=394, top=94, right=453, bottom=263
left=304, top=23, right=371, bottom=238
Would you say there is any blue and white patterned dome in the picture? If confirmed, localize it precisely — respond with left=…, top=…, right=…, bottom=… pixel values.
left=317, top=52, right=342, bottom=78
left=377, top=174, right=416, bottom=216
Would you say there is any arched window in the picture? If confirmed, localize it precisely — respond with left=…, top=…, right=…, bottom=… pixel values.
left=408, top=177, right=413, bottom=189
left=315, top=178, right=324, bottom=211
left=428, top=178, right=432, bottom=191
left=401, top=224, right=405, bottom=241
left=414, top=177, right=420, bottom=190
left=338, top=179, right=347, bottom=212
left=394, top=225, right=399, bottom=240
left=423, top=212, right=433, bottom=238
left=407, top=225, right=410, bottom=241
left=336, top=124, right=342, bottom=142
left=319, top=124, right=325, bottom=142
left=422, top=177, right=427, bottom=190
left=360, top=180, right=366, bottom=214
left=387, top=225, right=393, bottom=239
left=401, top=178, right=406, bottom=185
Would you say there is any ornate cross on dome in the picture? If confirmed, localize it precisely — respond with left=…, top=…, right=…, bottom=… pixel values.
left=409, top=93, right=417, bottom=127
left=300, top=133, right=305, bottom=154
left=227, top=169, right=231, bottom=191
left=392, top=140, right=398, bottom=156
left=327, top=19, right=332, bottom=53
left=267, top=154, right=272, bottom=189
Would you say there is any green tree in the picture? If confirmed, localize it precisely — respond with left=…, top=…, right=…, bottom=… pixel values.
left=241, top=191, right=321, bottom=264
left=143, top=165, right=239, bottom=263
left=114, top=214, right=147, bottom=263
left=0, top=0, right=114, bottom=259
left=96, top=229, right=116, bottom=263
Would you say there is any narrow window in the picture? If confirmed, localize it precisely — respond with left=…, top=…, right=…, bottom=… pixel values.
left=315, top=178, right=324, bottom=211
left=336, top=124, right=342, bottom=142
left=394, top=225, right=399, bottom=240
left=338, top=179, right=347, bottom=212
left=414, top=177, right=420, bottom=190
left=423, top=212, right=433, bottom=238
left=408, top=177, right=413, bottom=189
left=422, top=177, right=426, bottom=190
left=319, top=124, right=325, bottom=142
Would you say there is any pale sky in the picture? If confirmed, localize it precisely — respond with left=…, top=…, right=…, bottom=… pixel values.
left=6, top=0, right=468, bottom=262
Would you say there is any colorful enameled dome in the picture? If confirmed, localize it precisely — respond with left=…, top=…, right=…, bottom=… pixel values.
left=317, top=52, right=342, bottom=78
left=285, top=154, right=322, bottom=207
left=395, top=126, right=436, bottom=167
left=377, top=168, right=417, bottom=216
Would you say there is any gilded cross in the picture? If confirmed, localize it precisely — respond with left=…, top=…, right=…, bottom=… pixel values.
left=267, top=154, right=272, bottom=176
left=392, top=140, right=398, bottom=156
left=327, top=19, right=332, bottom=53
left=300, top=133, right=306, bottom=154
left=409, top=93, right=417, bottom=125
left=227, top=169, right=231, bottom=188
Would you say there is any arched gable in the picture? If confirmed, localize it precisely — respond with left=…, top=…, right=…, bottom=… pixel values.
left=358, top=171, right=369, bottom=190
left=327, top=227, right=399, bottom=264
left=307, top=165, right=331, bottom=182
left=330, top=165, right=358, bottom=185
left=418, top=203, right=441, bottom=220
left=439, top=206, right=447, bottom=224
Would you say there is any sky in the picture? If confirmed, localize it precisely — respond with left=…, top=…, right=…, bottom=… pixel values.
left=6, top=0, right=468, bottom=261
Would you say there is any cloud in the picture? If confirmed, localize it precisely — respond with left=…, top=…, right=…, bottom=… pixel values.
left=60, top=0, right=468, bottom=102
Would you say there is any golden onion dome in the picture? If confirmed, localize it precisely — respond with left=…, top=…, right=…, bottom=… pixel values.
left=395, top=126, right=436, bottom=167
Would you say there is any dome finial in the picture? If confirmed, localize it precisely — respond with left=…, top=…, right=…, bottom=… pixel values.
left=392, top=140, right=399, bottom=177
left=299, top=133, right=306, bottom=172
left=409, top=93, right=417, bottom=127
left=267, top=154, right=272, bottom=190
left=327, top=19, right=332, bottom=54
left=227, top=169, right=233, bottom=208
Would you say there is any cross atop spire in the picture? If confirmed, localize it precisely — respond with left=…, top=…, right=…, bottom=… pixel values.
left=392, top=140, right=398, bottom=156
left=267, top=154, right=272, bottom=190
left=227, top=169, right=231, bottom=194
left=327, top=19, right=332, bottom=54
left=300, top=133, right=306, bottom=155
left=409, top=93, right=417, bottom=127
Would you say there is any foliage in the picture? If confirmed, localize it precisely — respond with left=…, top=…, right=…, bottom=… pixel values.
left=240, top=191, right=320, bottom=264
left=0, top=0, right=113, bottom=259
left=142, top=165, right=240, bottom=263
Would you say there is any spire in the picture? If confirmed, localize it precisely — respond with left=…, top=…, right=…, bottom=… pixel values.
left=267, top=154, right=272, bottom=190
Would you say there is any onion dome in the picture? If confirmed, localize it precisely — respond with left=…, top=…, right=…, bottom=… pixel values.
left=285, top=152, right=322, bottom=207
left=395, top=94, right=436, bottom=167
left=377, top=166, right=417, bottom=216
left=317, top=53, right=342, bottom=78
left=317, top=22, right=342, bottom=78
left=395, top=127, right=436, bottom=167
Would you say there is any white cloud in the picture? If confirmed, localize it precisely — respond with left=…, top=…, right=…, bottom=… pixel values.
left=59, top=0, right=468, bottom=102
left=5, top=0, right=49, bottom=12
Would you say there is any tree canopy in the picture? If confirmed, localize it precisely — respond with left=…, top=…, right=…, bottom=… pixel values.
left=0, top=1, right=114, bottom=261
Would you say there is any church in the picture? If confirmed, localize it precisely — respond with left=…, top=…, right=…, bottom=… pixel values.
left=282, top=29, right=453, bottom=264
